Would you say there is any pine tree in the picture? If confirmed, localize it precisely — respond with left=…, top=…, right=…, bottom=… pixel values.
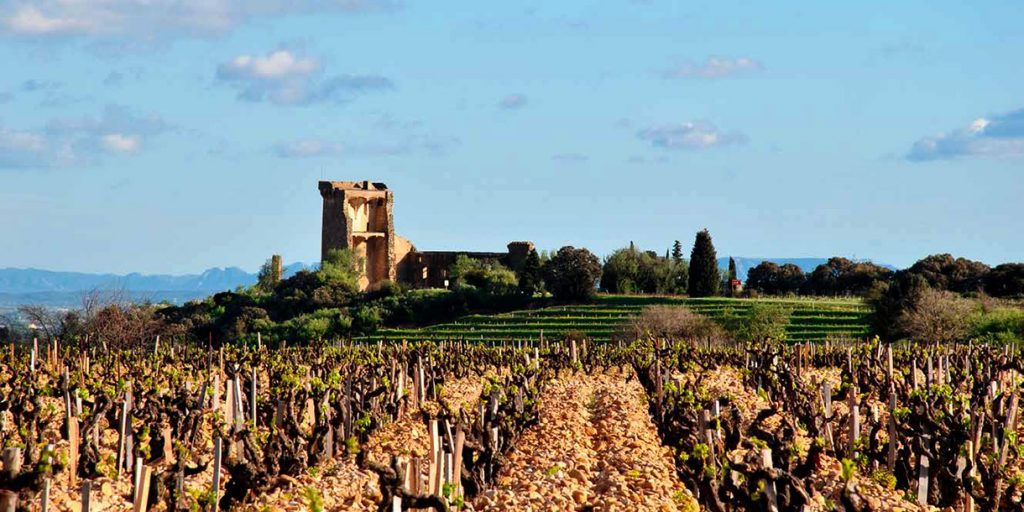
left=671, top=240, right=684, bottom=263
left=688, top=229, right=720, bottom=297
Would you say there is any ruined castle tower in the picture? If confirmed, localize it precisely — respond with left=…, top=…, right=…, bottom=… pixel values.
left=319, top=180, right=530, bottom=291
left=319, top=181, right=413, bottom=291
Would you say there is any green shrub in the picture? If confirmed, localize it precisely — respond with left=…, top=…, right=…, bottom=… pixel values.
left=971, top=307, right=1024, bottom=344
left=717, top=303, right=791, bottom=343
left=449, top=256, right=518, bottom=295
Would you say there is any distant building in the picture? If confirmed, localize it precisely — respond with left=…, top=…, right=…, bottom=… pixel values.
left=319, top=181, right=533, bottom=291
left=730, top=278, right=744, bottom=294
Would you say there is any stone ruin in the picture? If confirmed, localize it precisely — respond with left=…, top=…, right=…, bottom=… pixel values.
left=319, top=180, right=534, bottom=291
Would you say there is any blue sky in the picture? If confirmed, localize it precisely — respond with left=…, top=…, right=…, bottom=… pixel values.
left=0, top=0, right=1022, bottom=274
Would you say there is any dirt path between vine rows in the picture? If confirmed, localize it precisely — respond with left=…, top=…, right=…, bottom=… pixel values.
left=473, top=369, right=698, bottom=511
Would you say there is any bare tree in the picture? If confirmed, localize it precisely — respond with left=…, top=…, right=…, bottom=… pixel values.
left=896, top=287, right=975, bottom=344
left=80, top=287, right=132, bottom=321
left=88, top=303, right=167, bottom=351
left=16, top=305, right=62, bottom=341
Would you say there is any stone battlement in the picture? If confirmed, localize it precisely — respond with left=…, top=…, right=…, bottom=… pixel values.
left=318, top=180, right=388, bottom=194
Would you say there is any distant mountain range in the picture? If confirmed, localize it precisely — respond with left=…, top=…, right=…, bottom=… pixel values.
left=0, top=257, right=893, bottom=311
left=0, top=264, right=310, bottom=310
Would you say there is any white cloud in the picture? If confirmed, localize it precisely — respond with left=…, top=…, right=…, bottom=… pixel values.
left=221, top=51, right=319, bottom=79
left=216, top=48, right=392, bottom=106
left=4, top=6, right=95, bottom=35
left=907, top=108, right=1024, bottom=162
left=0, top=104, right=169, bottom=169
left=637, top=121, right=746, bottom=150
left=274, top=138, right=343, bottom=158
left=0, top=127, right=50, bottom=168
left=101, top=133, right=140, bottom=153
left=499, top=94, right=528, bottom=109
left=0, top=1, right=398, bottom=40
left=274, top=134, right=458, bottom=159
left=664, top=56, right=763, bottom=79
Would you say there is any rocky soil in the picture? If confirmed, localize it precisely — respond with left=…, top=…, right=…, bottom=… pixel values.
left=474, top=370, right=698, bottom=511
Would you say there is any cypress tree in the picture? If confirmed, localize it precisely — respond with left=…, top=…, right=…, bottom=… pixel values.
left=688, top=229, right=720, bottom=297
left=727, top=256, right=738, bottom=296
left=671, top=240, right=684, bottom=263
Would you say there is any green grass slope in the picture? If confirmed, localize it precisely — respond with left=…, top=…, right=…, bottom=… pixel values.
left=360, top=295, right=871, bottom=344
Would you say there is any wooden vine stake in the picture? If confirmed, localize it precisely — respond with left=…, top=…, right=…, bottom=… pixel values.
left=213, top=373, right=221, bottom=417
left=887, top=392, right=897, bottom=472
left=409, top=458, right=421, bottom=498
left=211, top=438, right=223, bottom=508
left=233, top=377, right=245, bottom=428
left=250, top=367, right=258, bottom=429
left=39, top=478, right=50, bottom=512
left=428, top=419, right=440, bottom=495
left=433, top=446, right=445, bottom=498
left=274, top=400, right=285, bottom=428
left=80, top=481, right=91, bottom=512
left=999, top=391, right=1019, bottom=467
left=964, top=440, right=976, bottom=512
left=115, top=389, right=130, bottom=478
left=2, top=447, right=21, bottom=481
left=654, top=357, right=663, bottom=422
left=848, top=386, right=859, bottom=458
left=133, top=466, right=152, bottom=512
left=453, top=428, right=465, bottom=498
left=69, top=415, right=79, bottom=485
left=822, top=382, right=834, bottom=452
left=761, top=448, right=779, bottom=512
left=0, top=490, right=15, bottom=512
left=132, top=458, right=143, bottom=503
left=886, top=344, right=893, bottom=386
left=917, top=435, right=930, bottom=506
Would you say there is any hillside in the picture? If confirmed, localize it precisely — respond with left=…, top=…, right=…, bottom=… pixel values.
left=363, top=294, right=871, bottom=344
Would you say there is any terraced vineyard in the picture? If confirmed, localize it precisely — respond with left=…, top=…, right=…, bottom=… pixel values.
left=366, top=295, right=871, bottom=344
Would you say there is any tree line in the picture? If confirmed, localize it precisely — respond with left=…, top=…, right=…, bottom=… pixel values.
left=599, top=229, right=727, bottom=298
left=746, top=253, right=1023, bottom=299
